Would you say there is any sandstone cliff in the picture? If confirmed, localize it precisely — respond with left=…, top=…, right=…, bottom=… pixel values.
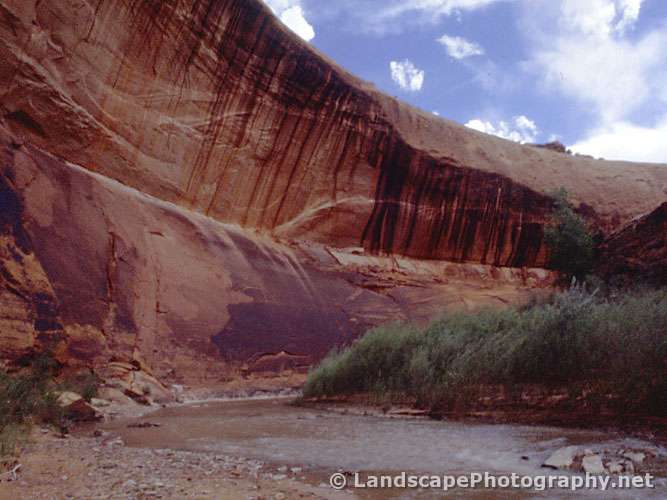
left=0, top=124, right=552, bottom=382
left=597, top=202, right=667, bottom=287
left=2, top=0, right=666, bottom=262
left=0, top=0, right=665, bottom=382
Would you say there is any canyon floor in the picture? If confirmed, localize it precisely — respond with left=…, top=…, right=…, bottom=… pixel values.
left=0, top=428, right=351, bottom=500
left=3, top=397, right=667, bottom=499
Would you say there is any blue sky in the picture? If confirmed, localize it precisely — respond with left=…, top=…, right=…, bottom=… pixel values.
left=263, top=0, right=667, bottom=163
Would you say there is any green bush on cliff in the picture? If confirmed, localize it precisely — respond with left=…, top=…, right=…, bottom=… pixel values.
left=303, top=287, right=667, bottom=415
left=543, top=188, right=595, bottom=281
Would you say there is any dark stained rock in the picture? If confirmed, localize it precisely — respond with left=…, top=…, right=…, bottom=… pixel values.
left=0, top=125, right=555, bottom=382
left=597, top=202, right=667, bottom=286
left=0, top=0, right=665, bottom=383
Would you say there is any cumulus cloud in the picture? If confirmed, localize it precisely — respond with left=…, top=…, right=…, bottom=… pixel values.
left=263, top=0, right=315, bottom=41
left=569, top=117, right=667, bottom=163
left=280, top=6, right=315, bottom=40
left=437, top=34, right=485, bottom=59
left=465, top=115, right=539, bottom=143
left=560, top=0, right=643, bottom=37
left=390, top=60, right=425, bottom=92
left=615, top=0, right=643, bottom=34
left=526, top=0, right=664, bottom=123
left=521, top=0, right=667, bottom=161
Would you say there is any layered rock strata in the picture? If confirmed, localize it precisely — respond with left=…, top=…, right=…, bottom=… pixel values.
left=1, top=0, right=665, bottom=266
left=0, top=0, right=665, bottom=380
left=0, top=125, right=553, bottom=381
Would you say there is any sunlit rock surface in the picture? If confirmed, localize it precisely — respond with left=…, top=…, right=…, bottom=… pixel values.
left=0, top=127, right=553, bottom=381
left=0, top=0, right=665, bottom=381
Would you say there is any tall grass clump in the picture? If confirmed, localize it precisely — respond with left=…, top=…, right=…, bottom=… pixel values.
left=0, top=354, right=62, bottom=459
left=0, top=353, right=99, bottom=460
left=303, top=324, right=422, bottom=398
left=303, top=287, right=667, bottom=415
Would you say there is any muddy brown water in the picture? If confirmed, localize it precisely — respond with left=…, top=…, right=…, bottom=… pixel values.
left=103, top=398, right=667, bottom=499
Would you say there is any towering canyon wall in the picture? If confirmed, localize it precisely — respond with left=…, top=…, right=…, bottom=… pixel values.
left=0, top=0, right=665, bottom=381
left=2, top=0, right=665, bottom=263
left=0, top=124, right=553, bottom=381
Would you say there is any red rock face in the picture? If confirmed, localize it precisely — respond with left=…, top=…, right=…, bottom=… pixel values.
left=1, top=0, right=665, bottom=257
left=597, top=203, right=667, bottom=287
left=0, top=0, right=665, bottom=380
left=0, top=126, right=554, bottom=381
left=360, top=146, right=550, bottom=266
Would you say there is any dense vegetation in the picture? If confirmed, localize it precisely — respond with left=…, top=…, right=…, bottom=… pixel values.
left=0, top=354, right=99, bottom=460
left=543, top=188, right=595, bottom=281
left=303, top=286, right=667, bottom=416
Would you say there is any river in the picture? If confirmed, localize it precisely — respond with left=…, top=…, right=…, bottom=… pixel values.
left=103, top=398, right=667, bottom=499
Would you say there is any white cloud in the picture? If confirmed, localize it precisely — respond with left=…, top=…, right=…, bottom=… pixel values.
left=526, top=0, right=664, bottom=123
left=322, top=0, right=506, bottom=34
left=522, top=0, right=667, bottom=162
left=559, top=0, right=643, bottom=37
left=382, top=0, right=504, bottom=20
left=263, top=0, right=315, bottom=41
left=615, top=0, right=643, bottom=34
left=390, top=60, right=425, bottom=92
left=437, top=34, right=484, bottom=59
left=280, top=6, right=315, bottom=41
left=465, top=115, right=539, bottom=143
left=569, top=117, right=667, bottom=163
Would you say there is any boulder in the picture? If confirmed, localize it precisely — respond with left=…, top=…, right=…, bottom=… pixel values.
left=623, top=460, right=635, bottom=474
left=56, top=392, right=101, bottom=422
left=606, top=461, right=624, bottom=474
left=96, top=387, right=138, bottom=406
left=582, top=454, right=605, bottom=475
left=56, top=391, right=83, bottom=407
left=542, top=446, right=580, bottom=470
left=64, top=398, right=102, bottom=422
left=99, top=363, right=173, bottom=405
left=621, top=451, right=646, bottom=465
left=90, top=398, right=111, bottom=408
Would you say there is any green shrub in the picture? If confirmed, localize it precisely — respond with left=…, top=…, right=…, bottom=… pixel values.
left=303, top=287, right=667, bottom=415
left=0, top=353, right=86, bottom=459
left=544, top=188, right=595, bottom=281
left=303, top=324, right=421, bottom=397
left=0, top=369, right=59, bottom=430
left=0, top=370, right=59, bottom=458
left=0, top=423, right=26, bottom=460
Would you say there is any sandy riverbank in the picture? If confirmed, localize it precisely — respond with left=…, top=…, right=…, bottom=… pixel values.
left=0, top=428, right=353, bottom=499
